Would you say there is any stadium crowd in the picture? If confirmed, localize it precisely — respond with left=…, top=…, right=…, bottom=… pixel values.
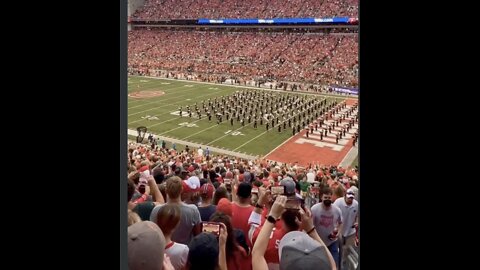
left=128, top=29, right=358, bottom=88
left=127, top=139, right=359, bottom=270
left=132, top=0, right=358, bottom=20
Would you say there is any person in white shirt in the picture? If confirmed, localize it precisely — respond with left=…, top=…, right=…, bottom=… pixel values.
left=306, top=169, right=315, bottom=183
left=155, top=204, right=189, bottom=270
left=333, top=188, right=359, bottom=269
left=197, top=146, right=204, bottom=157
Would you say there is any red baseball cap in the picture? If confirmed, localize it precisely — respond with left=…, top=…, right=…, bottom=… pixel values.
left=201, top=183, right=215, bottom=198
left=216, top=198, right=232, bottom=217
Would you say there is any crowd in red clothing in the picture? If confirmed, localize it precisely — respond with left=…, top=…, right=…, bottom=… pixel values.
left=132, top=0, right=358, bottom=20
left=127, top=140, right=359, bottom=270
left=128, top=29, right=358, bottom=88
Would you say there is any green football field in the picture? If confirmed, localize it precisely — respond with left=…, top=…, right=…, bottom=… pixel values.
left=128, top=76, right=346, bottom=157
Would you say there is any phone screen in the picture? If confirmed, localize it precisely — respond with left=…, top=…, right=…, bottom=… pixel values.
left=141, top=170, right=150, bottom=178
left=202, top=222, right=220, bottom=236
left=271, top=186, right=285, bottom=196
left=285, top=198, right=301, bottom=210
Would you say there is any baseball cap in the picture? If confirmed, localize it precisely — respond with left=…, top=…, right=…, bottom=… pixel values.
left=188, top=233, right=219, bottom=270
left=216, top=198, right=232, bottom=217
left=139, top=165, right=150, bottom=173
left=237, top=182, right=252, bottom=199
left=185, top=176, right=201, bottom=190
left=278, top=231, right=332, bottom=270
left=244, top=171, right=252, bottom=183
left=346, top=188, right=355, bottom=198
left=279, top=177, right=296, bottom=197
left=201, top=183, right=215, bottom=198
left=128, top=221, right=166, bottom=270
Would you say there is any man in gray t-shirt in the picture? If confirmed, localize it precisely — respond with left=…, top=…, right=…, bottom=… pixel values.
left=311, top=187, right=343, bottom=269
left=150, top=176, right=202, bottom=245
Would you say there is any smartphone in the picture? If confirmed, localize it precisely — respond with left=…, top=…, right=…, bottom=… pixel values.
left=202, top=222, right=220, bottom=236
left=271, top=186, right=285, bottom=196
left=138, top=185, right=146, bottom=194
left=140, top=170, right=151, bottom=178
left=285, top=198, right=301, bottom=210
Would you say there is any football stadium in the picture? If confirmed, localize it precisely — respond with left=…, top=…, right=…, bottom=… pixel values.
left=127, top=1, right=359, bottom=270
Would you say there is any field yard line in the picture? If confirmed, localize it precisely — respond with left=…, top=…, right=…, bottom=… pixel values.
left=128, top=88, right=231, bottom=117
left=128, top=104, right=179, bottom=120
left=127, top=129, right=258, bottom=160
left=157, top=118, right=204, bottom=135
left=263, top=133, right=297, bottom=158
left=138, top=75, right=358, bottom=99
left=128, top=84, right=221, bottom=111
left=205, top=121, right=254, bottom=145
left=128, top=82, right=226, bottom=109
left=129, top=114, right=183, bottom=126
left=181, top=124, right=220, bottom=140
left=128, top=84, right=204, bottom=109
left=128, top=113, right=176, bottom=125
left=232, top=130, right=269, bottom=151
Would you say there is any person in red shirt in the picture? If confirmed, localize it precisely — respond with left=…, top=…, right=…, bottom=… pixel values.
left=247, top=179, right=304, bottom=270
left=231, top=182, right=255, bottom=247
left=210, top=212, right=252, bottom=270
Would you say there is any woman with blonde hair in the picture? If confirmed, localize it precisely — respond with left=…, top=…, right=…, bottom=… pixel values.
left=332, top=183, right=345, bottom=202
left=156, top=204, right=189, bottom=270
left=127, top=209, right=141, bottom=226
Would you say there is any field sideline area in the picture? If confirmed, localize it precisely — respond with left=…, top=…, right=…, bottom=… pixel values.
left=128, top=75, right=358, bottom=166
